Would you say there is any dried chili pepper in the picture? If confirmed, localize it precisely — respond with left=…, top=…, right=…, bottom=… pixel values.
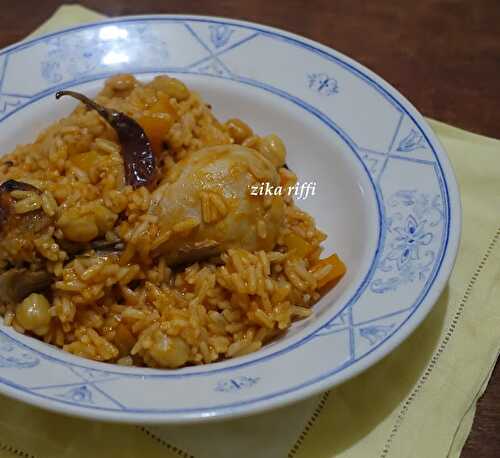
left=55, top=90, right=156, bottom=188
left=0, top=179, right=40, bottom=194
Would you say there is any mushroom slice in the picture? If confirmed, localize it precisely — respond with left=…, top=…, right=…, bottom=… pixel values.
left=168, top=240, right=221, bottom=267
left=0, top=268, right=52, bottom=305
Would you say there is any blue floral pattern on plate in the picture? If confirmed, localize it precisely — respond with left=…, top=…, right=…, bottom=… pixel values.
left=215, top=376, right=260, bottom=393
left=209, top=24, right=235, bottom=48
left=397, top=129, right=427, bottom=152
left=307, top=73, right=338, bottom=96
left=359, top=324, right=396, bottom=346
left=371, top=190, right=444, bottom=293
left=0, top=334, right=39, bottom=368
left=56, top=385, right=94, bottom=404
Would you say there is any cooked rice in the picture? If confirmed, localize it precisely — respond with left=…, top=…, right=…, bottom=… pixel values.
left=0, top=74, right=342, bottom=369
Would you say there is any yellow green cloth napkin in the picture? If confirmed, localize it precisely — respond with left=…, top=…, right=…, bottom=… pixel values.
left=0, top=5, right=498, bottom=458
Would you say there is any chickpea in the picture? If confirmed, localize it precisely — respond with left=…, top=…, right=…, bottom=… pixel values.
left=150, top=333, right=190, bottom=368
left=57, top=204, right=116, bottom=242
left=224, top=118, right=253, bottom=144
left=106, top=74, right=136, bottom=91
left=16, top=293, right=51, bottom=336
left=259, top=134, right=287, bottom=168
left=151, top=76, right=189, bottom=101
left=58, top=211, right=99, bottom=242
left=93, top=204, right=118, bottom=233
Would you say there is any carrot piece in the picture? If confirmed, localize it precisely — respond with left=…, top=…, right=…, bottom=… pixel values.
left=284, top=232, right=314, bottom=257
left=149, top=92, right=178, bottom=119
left=310, top=253, right=346, bottom=288
left=136, top=114, right=173, bottom=156
left=137, top=93, right=178, bottom=155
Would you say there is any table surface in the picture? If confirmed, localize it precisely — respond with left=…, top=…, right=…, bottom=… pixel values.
left=1, top=0, right=499, bottom=456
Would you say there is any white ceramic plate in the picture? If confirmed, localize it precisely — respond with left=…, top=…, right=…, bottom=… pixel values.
left=0, top=15, right=460, bottom=423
